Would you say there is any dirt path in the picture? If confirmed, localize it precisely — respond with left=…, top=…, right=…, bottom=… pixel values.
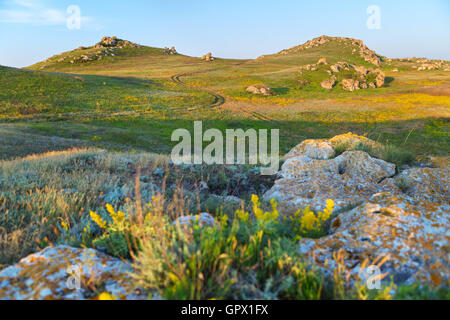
left=170, top=73, right=225, bottom=109
left=170, top=71, right=282, bottom=124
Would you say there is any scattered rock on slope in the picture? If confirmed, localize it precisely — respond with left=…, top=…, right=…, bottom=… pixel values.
left=246, top=84, right=274, bottom=96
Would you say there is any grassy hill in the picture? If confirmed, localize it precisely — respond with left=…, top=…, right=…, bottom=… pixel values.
left=0, top=35, right=448, bottom=160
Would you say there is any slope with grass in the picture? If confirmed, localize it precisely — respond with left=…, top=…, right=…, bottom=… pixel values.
left=0, top=35, right=448, bottom=160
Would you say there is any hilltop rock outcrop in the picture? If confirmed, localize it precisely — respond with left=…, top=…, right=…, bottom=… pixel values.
left=264, top=133, right=450, bottom=287
left=201, top=52, right=214, bottom=61
left=95, top=36, right=140, bottom=49
left=276, top=35, right=383, bottom=66
left=164, top=46, right=177, bottom=55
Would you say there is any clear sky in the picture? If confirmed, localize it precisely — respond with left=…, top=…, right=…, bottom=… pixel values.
left=1, top=0, right=449, bottom=68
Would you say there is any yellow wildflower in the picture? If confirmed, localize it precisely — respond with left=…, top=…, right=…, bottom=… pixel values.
left=97, top=292, right=116, bottom=300
left=90, top=211, right=107, bottom=229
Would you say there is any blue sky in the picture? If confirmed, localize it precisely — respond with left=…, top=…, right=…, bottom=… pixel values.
left=0, top=0, right=449, bottom=67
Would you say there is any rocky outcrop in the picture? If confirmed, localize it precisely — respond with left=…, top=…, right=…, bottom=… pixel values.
left=299, top=163, right=449, bottom=286
left=265, top=134, right=450, bottom=287
left=0, top=246, right=146, bottom=300
left=201, top=52, right=214, bottom=61
left=264, top=133, right=395, bottom=213
left=246, top=85, right=274, bottom=96
left=95, top=36, right=140, bottom=49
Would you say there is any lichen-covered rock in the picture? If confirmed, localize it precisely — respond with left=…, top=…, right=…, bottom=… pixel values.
left=299, top=189, right=450, bottom=286
left=264, top=134, right=397, bottom=214
left=284, top=139, right=335, bottom=160
left=0, top=246, right=146, bottom=300
left=328, top=132, right=380, bottom=150
left=265, top=150, right=396, bottom=213
left=172, top=213, right=217, bottom=228
left=266, top=134, right=449, bottom=287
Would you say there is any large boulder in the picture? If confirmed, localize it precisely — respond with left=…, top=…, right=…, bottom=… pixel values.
left=374, top=69, right=385, bottom=87
left=0, top=246, right=146, bottom=300
left=246, top=85, right=274, bottom=96
left=263, top=134, right=395, bottom=213
left=265, top=134, right=449, bottom=287
left=299, top=180, right=449, bottom=286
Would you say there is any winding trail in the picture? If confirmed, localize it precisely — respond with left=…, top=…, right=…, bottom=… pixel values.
left=170, top=73, right=225, bottom=109
left=170, top=71, right=278, bottom=123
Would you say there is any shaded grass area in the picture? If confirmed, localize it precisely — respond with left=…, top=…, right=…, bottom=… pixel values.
left=0, top=65, right=214, bottom=119
left=2, top=117, right=448, bottom=162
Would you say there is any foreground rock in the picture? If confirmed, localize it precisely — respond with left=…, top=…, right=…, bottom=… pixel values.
left=264, top=133, right=393, bottom=213
left=299, top=165, right=449, bottom=286
left=0, top=246, right=146, bottom=300
left=265, top=133, right=449, bottom=287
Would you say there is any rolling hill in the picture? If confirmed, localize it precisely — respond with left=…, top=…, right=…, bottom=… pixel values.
left=0, top=35, right=448, bottom=160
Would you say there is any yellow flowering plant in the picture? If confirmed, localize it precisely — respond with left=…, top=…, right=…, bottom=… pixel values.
left=290, top=199, right=335, bottom=239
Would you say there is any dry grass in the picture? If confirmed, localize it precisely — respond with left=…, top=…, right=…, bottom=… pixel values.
left=0, top=148, right=168, bottom=267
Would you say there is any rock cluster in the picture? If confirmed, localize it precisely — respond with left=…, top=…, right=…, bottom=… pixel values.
left=95, top=36, right=140, bottom=49
left=391, top=57, right=450, bottom=71
left=0, top=246, right=146, bottom=300
left=42, top=37, right=142, bottom=66
left=330, top=62, right=385, bottom=91
left=246, top=84, right=274, bottom=96
left=264, top=133, right=449, bottom=287
left=299, top=64, right=318, bottom=72
left=299, top=59, right=385, bottom=91
left=201, top=52, right=214, bottom=61
left=163, top=46, right=177, bottom=55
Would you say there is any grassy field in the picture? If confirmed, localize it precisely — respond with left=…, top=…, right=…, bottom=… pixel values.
left=0, top=36, right=449, bottom=299
left=0, top=37, right=446, bottom=161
